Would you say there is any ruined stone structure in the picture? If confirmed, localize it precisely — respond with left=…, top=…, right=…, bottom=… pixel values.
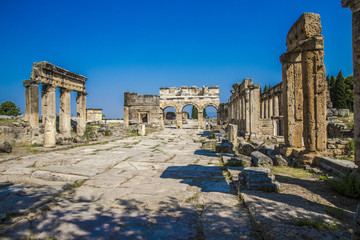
left=123, top=92, right=161, bottom=126
left=217, top=103, right=229, bottom=125
left=280, top=13, right=326, bottom=163
left=165, top=111, right=176, bottom=120
left=23, top=61, right=87, bottom=148
left=260, top=83, right=283, bottom=137
left=342, top=0, right=360, bottom=168
left=228, top=79, right=260, bottom=139
left=86, top=108, right=103, bottom=122
left=159, top=86, right=220, bottom=129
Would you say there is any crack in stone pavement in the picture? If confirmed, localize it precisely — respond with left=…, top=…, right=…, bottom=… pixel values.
left=0, top=127, right=259, bottom=239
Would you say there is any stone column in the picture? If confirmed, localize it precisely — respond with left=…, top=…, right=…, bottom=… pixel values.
left=177, top=111, right=183, bottom=129
left=244, top=89, right=250, bottom=138
left=274, top=95, right=280, bottom=117
left=124, top=106, right=129, bottom=127
left=281, top=52, right=304, bottom=152
left=198, top=110, right=204, bottom=129
left=23, top=81, right=39, bottom=128
left=59, top=89, right=71, bottom=137
left=342, top=0, right=360, bottom=167
left=249, top=86, right=260, bottom=138
left=302, top=46, right=326, bottom=152
left=159, top=110, right=164, bottom=128
left=43, top=85, right=56, bottom=148
left=228, top=124, right=238, bottom=148
left=268, top=97, right=273, bottom=119
left=76, top=92, right=87, bottom=136
left=263, top=99, right=267, bottom=118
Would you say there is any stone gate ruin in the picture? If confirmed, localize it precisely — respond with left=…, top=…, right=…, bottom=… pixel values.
left=124, top=86, right=220, bottom=129
left=23, top=61, right=87, bottom=147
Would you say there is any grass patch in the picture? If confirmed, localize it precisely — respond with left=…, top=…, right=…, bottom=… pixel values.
left=338, top=116, right=354, bottom=130
left=185, top=192, right=200, bottom=203
left=129, top=129, right=140, bottom=137
left=0, top=119, right=16, bottom=126
left=323, top=205, right=345, bottom=220
left=72, top=179, right=86, bottom=188
left=328, top=173, right=360, bottom=198
left=271, top=166, right=314, bottom=179
left=164, top=154, right=176, bottom=162
left=193, top=159, right=200, bottom=164
left=150, top=144, right=160, bottom=149
left=292, top=217, right=341, bottom=231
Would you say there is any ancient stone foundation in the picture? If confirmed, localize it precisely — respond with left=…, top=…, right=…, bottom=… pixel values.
left=280, top=13, right=326, bottom=163
left=24, top=61, right=87, bottom=147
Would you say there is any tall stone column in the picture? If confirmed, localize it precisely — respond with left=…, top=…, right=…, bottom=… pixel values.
left=274, top=95, right=279, bottom=116
left=43, top=85, right=56, bottom=148
left=244, top=89, right=250, bottom=138
left=302, top=47, right=326, bottom=152
left=23, top=81, right=39, bottom=128
left=249, top=86, right=260, bottom=138
left=281, top=52, right=304, bottom=151
left=342, top=0, right=360, bottom=167
left=177, top=111, right=183, bottom=129
left=228, top=124, right=238, bottom=148
left=263, top=99, right=267, bottom=118
left=76, top=92, right=87, bottom=136
left=198, top=110, right=204, bottom=129
left=59, top=89, right=71, bottom=137
left=159, top=110, right=164, bottom=128
left=268, top=97, right=273, bottom=119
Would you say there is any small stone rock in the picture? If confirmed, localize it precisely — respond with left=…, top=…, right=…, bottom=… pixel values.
left=0, top=141, right=12, bottom=153
left=273, top=155, right=289, bottom=166
left=215, top=142, right=233, bottom=153
left=240, top=144, right=255, bottom=156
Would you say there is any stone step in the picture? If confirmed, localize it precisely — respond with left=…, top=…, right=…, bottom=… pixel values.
left=238, top=167, right=280, bottom=192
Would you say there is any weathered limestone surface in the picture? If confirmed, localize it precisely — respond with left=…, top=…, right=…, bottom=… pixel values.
left=59, top=89, right=71, bottom=137
left=76, top=92, right=87, bottom=136
left=0, top=124, right=258, bottom=239
left=342, top=0, right=360, bottom=167
left=23, top=82, right=39, bottom=128
left=280, top=13, right=326, bottom=162
left=43, top=86, right=56, bottom=148
left=86, top=108, right=103, bottom=122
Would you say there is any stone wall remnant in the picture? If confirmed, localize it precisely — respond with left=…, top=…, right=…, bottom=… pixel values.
left=280, top=13, right=326, bottom=163
left=87, top=108, right=103, bottom=122
left=23, top=61, right=87, bottom=148
left=123, top=92, right=161, bottom=126
left=342, top=0, right=360, bottom=168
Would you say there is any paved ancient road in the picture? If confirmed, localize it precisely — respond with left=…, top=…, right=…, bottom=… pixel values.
left=1, top=123, right=257, bottom=239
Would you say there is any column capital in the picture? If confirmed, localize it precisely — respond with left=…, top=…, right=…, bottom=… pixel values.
left=60, top=88, right=71, bottom=94
left=77, top=91, right=88, bottom=96
left=342, top=0, right=360, bottom=12
left=23, top=80, right=39, bottom=87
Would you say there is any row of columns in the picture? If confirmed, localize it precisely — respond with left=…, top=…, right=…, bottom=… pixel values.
left=24, top=82, right=87, bottom=147
left=228, top=83, right=260, bottom=139
left=260, top=94, right=281, bottom=119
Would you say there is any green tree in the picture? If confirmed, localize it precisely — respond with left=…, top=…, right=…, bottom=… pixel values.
left=191, top=106, right=198, bottom=119
left=203, top=108, right=207, bottom=118
left=268, top=84, right=271, bottom=91
left=326, top=75, right=330, bottom=89
left=0, top=101, right=21, bottom=116
left=329, top=75, right=336, bottom=90
left=263, top=85, right=268, bottom=93
left=332, top=71, right=347, bottom=109
left=344, top=75, right=354, bottom=111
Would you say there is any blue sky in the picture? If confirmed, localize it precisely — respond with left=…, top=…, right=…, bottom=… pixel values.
left=0, top=0, right=353, bottom=118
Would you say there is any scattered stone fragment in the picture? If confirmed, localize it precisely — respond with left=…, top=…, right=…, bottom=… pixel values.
left=240, top=143, right=255, bottom=156
left=216, top=142, right=233, bottom=153
left=250, top=151, right=273, bottom=168
left=231, top=154, right=252, bottom=167
left=202, top=139, right=217, bottom=150
left=0, top=141, right=12, bottom=153
left=238, top=167, right=280, bottom=192
left=273, top=154, right=289, bottom=166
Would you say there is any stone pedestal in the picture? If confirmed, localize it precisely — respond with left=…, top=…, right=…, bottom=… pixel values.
left=43, top=86, right=56, bottom=148
left=24, top=82, right=39, bottom=128
left=77, top=92, right=87, bottom=136
left=198, top=111, right=204, bottom=129
left=139, top=124, right=146, bottom=136
left=342, top=0, right=360, bottom=168
left=59, top=89, right=71, bottom=137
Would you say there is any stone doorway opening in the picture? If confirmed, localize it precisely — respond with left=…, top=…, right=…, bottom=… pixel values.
left=139, top=112, right=149, bottom=123
left=163, top=107, right=177, bottom=128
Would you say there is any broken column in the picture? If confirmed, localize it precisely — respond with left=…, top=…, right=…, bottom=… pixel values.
left=228, top=124, right=238, bottom=148
left=59, top=88, right=71, bottom=137
left=43, top=85, right=56, bottom=148
left=176, top=110, right=183, bottom=129
left=280, top=13, right=326, bottom=162
left=23, top=81, right=39, bottom=128
left=77, top=92, right=87, bottom=136
left=342, top=0, right=360, bottom=167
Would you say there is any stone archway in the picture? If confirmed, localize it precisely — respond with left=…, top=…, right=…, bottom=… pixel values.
left=159, top=86, right=220, bottom=129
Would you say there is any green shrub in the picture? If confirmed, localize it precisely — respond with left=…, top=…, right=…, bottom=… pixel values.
left=328, top=173, right=360, bottom=198
left=209, top=131, right=216, bottom=139
left=347, top=140, right=355, bottom=155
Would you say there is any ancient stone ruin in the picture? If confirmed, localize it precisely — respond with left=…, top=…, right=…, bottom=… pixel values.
left=23, top=61, right=87, bottom=147
left=86, top=108, right=103, bottom=122
left=342, top=0, right=360, bottom=168
left=124, top=86, right=220, bottom=129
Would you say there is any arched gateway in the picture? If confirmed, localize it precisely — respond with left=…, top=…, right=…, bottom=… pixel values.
left=124, top=86, right=220, bottom=129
